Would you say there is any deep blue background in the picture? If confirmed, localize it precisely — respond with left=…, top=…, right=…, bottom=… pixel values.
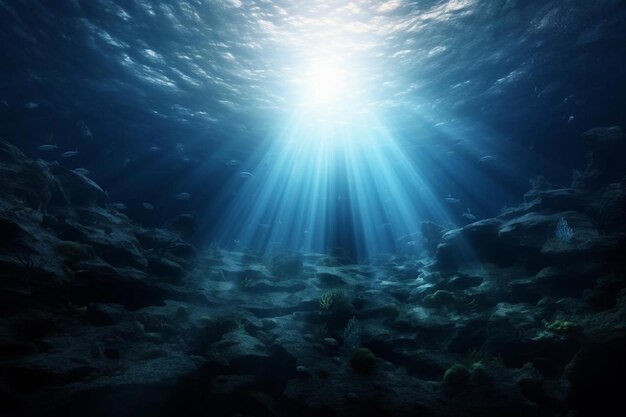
left=1, top=0, right=625, bottom=249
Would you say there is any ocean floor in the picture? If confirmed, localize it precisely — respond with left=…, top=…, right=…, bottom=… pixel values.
left=1, top=127, right=626, bottom=417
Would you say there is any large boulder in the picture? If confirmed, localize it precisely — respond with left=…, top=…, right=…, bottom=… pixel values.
left=573, top=126, right=626, bottom=191
left=49, top=164, right=107, bottom=208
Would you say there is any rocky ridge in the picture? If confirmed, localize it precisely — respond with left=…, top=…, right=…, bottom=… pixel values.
left=1, top=128, right=625, bottom=417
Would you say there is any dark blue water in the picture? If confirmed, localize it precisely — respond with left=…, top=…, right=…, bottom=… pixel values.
left=1, top=0, right=625, bottom=256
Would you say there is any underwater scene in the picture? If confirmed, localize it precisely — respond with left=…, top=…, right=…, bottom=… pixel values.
left=1, top=1, right=626, bottom=416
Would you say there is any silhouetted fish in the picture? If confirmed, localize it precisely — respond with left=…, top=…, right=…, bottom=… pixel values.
left=61, top=151, right=79, bottom=158
left=462, top=208, right=476, bottom=221
left=73, top=168, right=90, bottom=176
left=445, top=195, right=460, bottom=204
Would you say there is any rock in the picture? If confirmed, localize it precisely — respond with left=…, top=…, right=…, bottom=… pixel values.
left=592, top=180, right=626, bottom=231
left=443, top=364, right=469, bottom=388
left=0, top=136, right=625, bottom=417
left=447, top=274, right=483, bottom=290
left=470, top=362, right=492, bottom=385
left=421, top=221, right=445, bottom=251
left=322, top=337, right=338, bottom=346
left=166, top=213, right=196, bottom=238
left=346, top=392, right=361, bottom=403
left=194, top=316, right=240, bottom=344
left=564, top=331, right=626, bottom=415
left=211, top=375, right=255, bottom=395
left=350, top=348, right=376, bottom=373
left=54, top=240, right=94, bottom=261
left=86, top=303, right=125, bottom=326
left=435, top=218, right=505, bottom=272
left=530, top=264, right=601, bottom=299
left=69, top=265, right=184, bottom=310
left=0, top=216, right=28, bottom=249
left=324, top=247, right=354, bottom=265
left=316, top=272, right=346, bottom=287
left=266, top=252, right=303, bottom=277
left=423, top=290, right=456, bottom=308
left=49, top=164, right=107, bottom=207
left=358, top=304, right=400, bottom=319
left=573, top=126, right=626, bottom=191
left=523, top=179, right=589, bottom=213
left=147, top=256, right=185, bottom=282
left=136, top=228, right=196, bottom=259
left=584, top=274, right=626, bottom=310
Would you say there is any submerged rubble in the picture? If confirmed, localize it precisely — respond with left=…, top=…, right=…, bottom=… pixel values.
left=1, top=128, right=625, bottom=417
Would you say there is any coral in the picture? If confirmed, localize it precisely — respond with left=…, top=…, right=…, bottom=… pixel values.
left=319, top=289, right=344, bottom=311
left=545, top=319, right=583, bottom=336
left=343, top=316, right=361, bottom=350
left=555, top=217, right=574, bottom=243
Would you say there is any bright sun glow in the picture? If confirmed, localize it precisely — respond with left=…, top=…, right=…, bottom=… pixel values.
left=305, top=61, right=349, bottom=104
left=295, top=57, right=367, bottom=126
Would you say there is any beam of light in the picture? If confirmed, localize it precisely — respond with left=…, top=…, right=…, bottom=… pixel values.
left=208, top=4, right=539, bottom=259
left=212, top=98, right=459, bottom=258
left=210, top=30, right=457, bottom=258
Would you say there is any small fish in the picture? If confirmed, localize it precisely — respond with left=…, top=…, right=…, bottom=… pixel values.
left=61, top=151, right=79, bottom=158
left=148, top=146, right=161, bottom=152
left=175, top=192, right=191, bottom=200
left=0, top=100, right=8, bottom=110
left=226, top=159, right=241, bottom=166
left=37, top=144, right=58, bottom=151
left=445, top=195, right=460, bottom=204
left=77, top=120, right=93, bottom=139
left=73, top=168, right=90, bottom=176
left=110, top=203, right=127, bottom=211
left=568, top=115, right=574, bottom=123
left=462, top=208, right=477, bottom=221
left=142, top=202, right=154, bottom=210
left=237, top=171, right=253, bottom=179
left=479, top=155, right=496, bottom=163
left=25, top=102, right=39, bottom=109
